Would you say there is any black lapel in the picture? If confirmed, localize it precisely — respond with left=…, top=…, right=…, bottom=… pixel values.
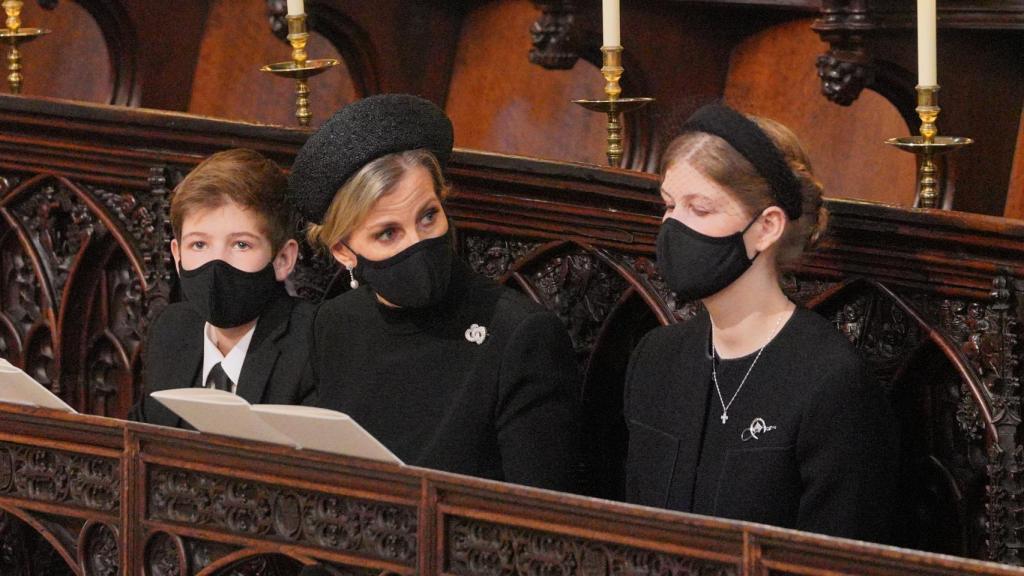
left=236, top=292, right=293, bottom=404
left=667, top=311, right=713, bottom=512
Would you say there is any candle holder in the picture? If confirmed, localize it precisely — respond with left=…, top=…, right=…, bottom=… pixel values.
left=572, top=46, right=653, bottom=167
left=885, top=85, right=972, bottom=209
left=259, top=13, right=337, bottom=127
left=0, top=0, right=50, bottom=94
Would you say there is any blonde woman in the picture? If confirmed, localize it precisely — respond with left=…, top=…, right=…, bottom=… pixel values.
left=288, top=94, right=581, bottom=492
left=624, top=105, right=896, bottom=542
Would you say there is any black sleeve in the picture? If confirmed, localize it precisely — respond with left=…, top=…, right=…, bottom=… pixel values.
left=495, top=310, right=582, bottom=493
left=622, top=328, right=657, bottom=502
left=795, top=359, right=898, bottom=543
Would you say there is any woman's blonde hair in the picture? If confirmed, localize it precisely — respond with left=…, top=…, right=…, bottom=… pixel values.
left=306, top=149, right=450, bottom=250
left=661, top=115, right=828, bottom=265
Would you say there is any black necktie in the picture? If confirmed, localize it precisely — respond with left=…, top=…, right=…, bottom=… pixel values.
left=206, top=362, right=233, bottom=392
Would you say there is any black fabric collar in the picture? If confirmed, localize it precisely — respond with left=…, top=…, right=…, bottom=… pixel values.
left=682, top=104, right=802, bottom=220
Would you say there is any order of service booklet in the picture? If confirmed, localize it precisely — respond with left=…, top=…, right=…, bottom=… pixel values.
left=0, top=358, right=77, bottom=413
left=150, top=388, right=403, bottom=465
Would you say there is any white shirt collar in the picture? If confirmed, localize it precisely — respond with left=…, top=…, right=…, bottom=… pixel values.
left=201, top=321, right=257, bottom=394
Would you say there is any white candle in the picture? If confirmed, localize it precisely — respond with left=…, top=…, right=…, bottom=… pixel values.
left=287, top=0, right=305, bottom=17
left=602, top=0, right=620, bottom=47
left=917, top=0, right=937, bottom=86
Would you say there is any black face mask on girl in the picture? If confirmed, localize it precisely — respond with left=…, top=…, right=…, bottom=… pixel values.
left=350, top=234, right=454, bottom=309
left=655, top=215, right=761, bottom=302
left=178, top=259, right=284, bottom=328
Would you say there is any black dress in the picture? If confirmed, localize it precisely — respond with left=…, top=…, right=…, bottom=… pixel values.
left=312, top=260, right=582, bottom=492
left=624, top=308, right=897, bottom=543
left=134, top=291, right=317, bottom=428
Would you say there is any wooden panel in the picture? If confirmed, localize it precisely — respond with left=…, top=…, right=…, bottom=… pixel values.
left=14, top=1, right=111, bottom=103
left=446, top=0, right=607, bottom=166
left=724, top=18, right=917, bottom=207
left=4, top=96, right=1024, bottom=563
left=188, top=0, right=357, bottom=127
left=1004, top=104, right=1024, bottom=219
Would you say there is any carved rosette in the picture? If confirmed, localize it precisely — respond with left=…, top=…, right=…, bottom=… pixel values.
left=529, top=1, right=579, bottom=70
left=622, top=254, right=702, bottom=323
left=445, top=516, right=738, bottom=575
left=81, top=522, right=119, bottom=576
left=0, top=442, right=119, bottom=513
left=145, top=531, right=187, bottom=576
left=148, top=467, right=417, bottom=566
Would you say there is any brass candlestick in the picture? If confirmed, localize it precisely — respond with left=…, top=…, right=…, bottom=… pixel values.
left=0, top=0, right=50, bottom=94
left=885, top=85, right=972, bottom=209
left=259, top=13, right=338, bottom=127
left=573, top=46, right=653, bottom=167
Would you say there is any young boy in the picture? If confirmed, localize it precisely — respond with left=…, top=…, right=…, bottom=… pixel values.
left=133, top=148, right=316, bottom=427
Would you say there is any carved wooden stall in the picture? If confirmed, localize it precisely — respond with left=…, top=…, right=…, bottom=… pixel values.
left=6, top=0, right=1021, bottom=213
left=1, top=95, right=1024, bottom=572
left=3, top=402, right=1024, bottom=576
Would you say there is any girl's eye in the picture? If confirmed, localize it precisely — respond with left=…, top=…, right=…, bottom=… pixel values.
left=233, top=241, right=251, bottom=250
left=189, top=241, right=206, bottom=250
left=691, top=205, right=711, bottom=217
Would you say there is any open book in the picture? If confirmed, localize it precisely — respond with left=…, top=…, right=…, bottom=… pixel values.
left=150, top=388, right=402, bottom=465
left=0, top=358, right=76, bottom=413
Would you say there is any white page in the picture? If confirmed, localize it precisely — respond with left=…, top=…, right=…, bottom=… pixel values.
left=0, top=358, right=76, bottom=413
left=150, top=388, right=297, bottom=446
left=251, top=404, right=403, bottom=464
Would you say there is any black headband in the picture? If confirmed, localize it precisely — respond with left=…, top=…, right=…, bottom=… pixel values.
left=681, top=104, right=802, bottom=220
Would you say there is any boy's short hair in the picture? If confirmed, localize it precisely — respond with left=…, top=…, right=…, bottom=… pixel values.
left=170, top=149, right=293, bottom=253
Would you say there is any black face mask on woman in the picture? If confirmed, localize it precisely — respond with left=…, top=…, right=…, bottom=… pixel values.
left=179, top=259, right=283, bottom=328
left=655, top=215, right=761, bottom=302
left=351, top=234, right=453, bottom=309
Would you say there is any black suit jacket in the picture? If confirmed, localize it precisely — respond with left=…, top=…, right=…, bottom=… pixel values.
left=624, top=308, right=897, bottom=543
left=134, top=291, right=317, bottom=428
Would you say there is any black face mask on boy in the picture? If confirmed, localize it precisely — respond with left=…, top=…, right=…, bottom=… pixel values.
left=179, top=259, right=283, bottom=328
left=349, top=234, right=454, bottom=309
left=655, top=214, right=761, bottom=302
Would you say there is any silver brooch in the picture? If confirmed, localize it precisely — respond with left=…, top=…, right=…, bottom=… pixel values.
left=464, top=324, right=487, bottom=345
left=741, top=417, right=777, bottom=442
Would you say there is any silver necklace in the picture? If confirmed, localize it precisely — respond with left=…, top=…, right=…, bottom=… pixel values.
left=711, top=313, right=785, bottom=424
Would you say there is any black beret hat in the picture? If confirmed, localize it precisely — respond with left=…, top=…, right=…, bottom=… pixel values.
left=288, top=94, right=454, bottom=223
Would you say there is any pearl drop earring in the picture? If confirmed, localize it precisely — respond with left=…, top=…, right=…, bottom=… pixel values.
left=347, top=265, right=359, bottom=289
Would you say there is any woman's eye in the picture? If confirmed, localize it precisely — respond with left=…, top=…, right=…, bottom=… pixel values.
left=691, top=205, right=711, bottom=217
left=376, top=228, right=395, bottom=242
left=233, top=241, right=251, bottom=250
left=189, top=241, right=206, bottom=250
left=420, top=208, right=438, bottom=226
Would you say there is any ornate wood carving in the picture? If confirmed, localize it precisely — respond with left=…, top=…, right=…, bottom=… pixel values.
left=145, top=531, right=188, bottom=576
left=147, top=466, right=417, bottom=566
left=79, top=521, right=119, bottom=576
left=812, top=0, right=876, bottom=106
left=0, top=442, right=119, bottom=513
left=529, top=1, right=580, bottom=70
left=445, top=515, right=737, bottom=575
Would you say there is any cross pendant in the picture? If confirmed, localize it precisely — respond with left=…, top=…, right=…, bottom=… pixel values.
left=720, top=413, right=728, bottom=424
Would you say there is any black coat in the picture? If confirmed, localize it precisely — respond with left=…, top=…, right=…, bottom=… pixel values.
left=624, top=308, right=897, bottom=543
left=134, top=292, right=317, bottom=428
left=312, top=261, right=582, bottom=492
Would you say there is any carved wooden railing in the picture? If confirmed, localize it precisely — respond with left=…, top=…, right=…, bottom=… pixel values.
left=1, top=94, right=1024, bottom=565
left=2, top=402, right=1024, bottom=576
